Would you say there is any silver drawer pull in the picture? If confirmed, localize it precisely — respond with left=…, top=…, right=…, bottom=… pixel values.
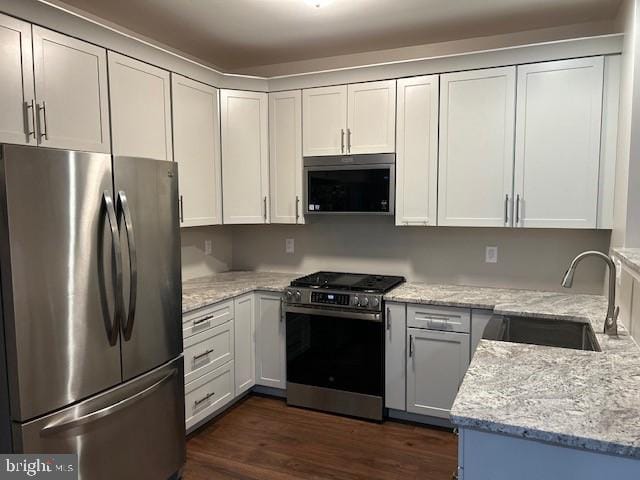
left=194, top=392, right=215, bottom=407
left=193, top=315, right=214, bottom=326
left=193, top=349, right=214, bottom=361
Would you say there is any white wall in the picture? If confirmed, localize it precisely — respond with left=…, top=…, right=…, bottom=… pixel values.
left=231, top=218, right=610, bottom=294
left=180, top=226, right=233, bottom=281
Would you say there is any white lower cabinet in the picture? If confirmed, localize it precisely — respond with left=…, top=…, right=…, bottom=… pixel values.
left=255, top=292, right=286, bottom=389
left=234, top=293, right=256, bottom=395
left=184, top=321, right=234, bottom=385
left=384, top=302, right=406, bottom=410
left=185, top=362, right=235, bottom=431
left=406, top=328, right=470, bottom=418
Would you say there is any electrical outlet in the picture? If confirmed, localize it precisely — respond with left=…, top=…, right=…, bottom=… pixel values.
left=485, top=246, right=498, bottom=264
left=204, top=239, right=213, bottom=256
left=285, top=238, right=295, bottom=254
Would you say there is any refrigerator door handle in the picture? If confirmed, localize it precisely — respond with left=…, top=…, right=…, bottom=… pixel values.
left=117, top=190, right=138, bottom=341
left=41, top=369, right=177, bottom=435
left=103, top=191, right=123, bottom=346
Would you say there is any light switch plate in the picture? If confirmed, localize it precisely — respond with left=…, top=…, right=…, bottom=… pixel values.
left=485, top=246, right=498, bottom=264
left=285, top=238, right=295, bottom=254
left=204, top=240, right=213, bottom=256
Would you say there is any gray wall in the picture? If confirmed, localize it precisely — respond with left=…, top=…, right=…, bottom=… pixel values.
left=230, top=217, right=610, bottom=294
left=181, top=226, right=233, bottom=280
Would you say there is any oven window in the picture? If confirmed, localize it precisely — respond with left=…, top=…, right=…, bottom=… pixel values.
left=306, top=168, right=391, bottom=213
left=286, top=312, right=383, bottom=396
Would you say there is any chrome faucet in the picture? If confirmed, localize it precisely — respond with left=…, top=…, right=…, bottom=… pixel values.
left=562, top=250, right=619, bottom=336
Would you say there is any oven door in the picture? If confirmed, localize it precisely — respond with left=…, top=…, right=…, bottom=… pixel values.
left=304, top=164, right=395, bottom=215
left=285, top=305, right=384, bottom=420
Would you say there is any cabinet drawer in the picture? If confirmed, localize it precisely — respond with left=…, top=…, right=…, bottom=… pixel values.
left=183, top=300, right=234, bottom=339
left=184, top=321, right=234, bottom=384
left=407, top=304, right=470, bottom=333
left=185, top=361, right=235, bottom=430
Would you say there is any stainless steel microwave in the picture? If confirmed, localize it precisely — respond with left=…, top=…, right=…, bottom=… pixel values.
left=304, top=153, right=395, bottom=215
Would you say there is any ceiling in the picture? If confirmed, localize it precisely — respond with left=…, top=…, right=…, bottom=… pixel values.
left=56, top=0, right=623, bottom=72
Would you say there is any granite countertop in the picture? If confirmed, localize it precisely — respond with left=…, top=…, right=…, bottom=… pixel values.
left=182, top=271, right=299, bottom=313
left=385, top=281, right=640, bottom=459
left=613, top=247, right=640, bottom=278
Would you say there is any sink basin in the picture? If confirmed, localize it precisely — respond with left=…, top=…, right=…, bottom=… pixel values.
left=483, top=316, right=601, bottom=352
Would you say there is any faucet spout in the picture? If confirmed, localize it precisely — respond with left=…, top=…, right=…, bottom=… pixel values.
left=561, top=250, right=619, bottom=336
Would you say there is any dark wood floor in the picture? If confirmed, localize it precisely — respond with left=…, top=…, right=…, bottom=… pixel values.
left=183, top=395, right=458, bottom=480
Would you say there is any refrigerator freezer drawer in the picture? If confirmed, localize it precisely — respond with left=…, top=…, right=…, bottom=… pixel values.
left=12, top=358, right=186, bottom=480
left=185, top=361, right=234, bottom=431
left=183, top=320, right=234, bottom=384
left=183, top=300, right=234, bottom=339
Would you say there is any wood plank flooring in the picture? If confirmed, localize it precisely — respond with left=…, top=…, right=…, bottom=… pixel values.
left=183, top=395, right=458, bottom=480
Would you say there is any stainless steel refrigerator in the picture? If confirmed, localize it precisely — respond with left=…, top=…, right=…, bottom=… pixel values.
left=0, top=144, right=185, bottom=479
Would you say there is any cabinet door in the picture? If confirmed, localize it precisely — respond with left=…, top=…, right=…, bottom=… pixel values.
left=407, top=328, right=470, bottom=418
left=385, top=302, right=406, bottom=410
left=514, top=57, right=604, bottom=228
left=396, top=76, right=439, bottom=225
left=234, top=294, right=255, bottom=396
left=347, top=80, right=396, bottom=154
left=269, top=90, right=304, bottom=224
left=438, top=67, right=516, bottom=227
left=255, top=293, right=286, bottom=389
left=0, top=14, right=35, bottom=145
left=172, top=74, right=222, bottom=227
left=108, top=52, right=172, bottom=160
left=221, top=89, right=269, bottom=224
left=32, top=26, right=110, bottom=153
left=302, top=85, right=347, bottom=156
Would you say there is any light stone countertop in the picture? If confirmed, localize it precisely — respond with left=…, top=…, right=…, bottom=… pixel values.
left=613, top=247, right=640, bottom=278
left=182, top=272, right=640, bottom=458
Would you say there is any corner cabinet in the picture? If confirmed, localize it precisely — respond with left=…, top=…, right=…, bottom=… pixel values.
left=438, top=67, right=516, bottom=227
left=234, top=293, right=256, bottom=396
left=269, top=90, right=304, bottom=224
left=395, top=75, right=439, bottom=225
left=172, top=74, right=222, bottom=227
left=108, top=52, right=172, bottom=161
left=220, top=89, right=269, bottom=224
left=302, top=80, right=396, bottom=156
left=513, top=57, right=604, bottom=228
left=255, top=292, right=286, bottom=389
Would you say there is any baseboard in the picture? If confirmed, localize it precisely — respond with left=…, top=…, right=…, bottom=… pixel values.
left=387, top=409, right=454, bottom=429
left=252, top=385, right=286, bottom=398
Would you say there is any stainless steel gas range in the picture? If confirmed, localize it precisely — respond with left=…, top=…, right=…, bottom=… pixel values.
left=283, top=272, right=405, bottom=421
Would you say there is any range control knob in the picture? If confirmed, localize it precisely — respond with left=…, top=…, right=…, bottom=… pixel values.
left=353, top=296, right=360, bottom=306
left=285, top=290, right=293, bottom=302
left=294, top=290, right=302, bottom=302
left=371, top=297, right=380, bottom=308
left=360, top=297, right=369, bottom=307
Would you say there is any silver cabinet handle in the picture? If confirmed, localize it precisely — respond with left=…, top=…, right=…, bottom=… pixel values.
left=263, top=196, right=267, bottom=221
left=25, top=100, right=36, bottom=140
left=103, top=191, right=123, bottom=347
left=193, top=349, right=214, bottom=361
left=386, top=307, right=391, bottom=330
left=42, top=369, right=177, bottom=434
left=38, top=101, right=49, bottom=140
left=117, top=191, right=137, bottom=341
left=340, top=129, right=345, bottom=153
left=194, top=392, right=215, bottom=407
left=295, top=196, right=300, bottom=222
left=347, top=128, right=351, bottom=153
left=179, top=195, right=184, bottom=223
left=516, top=194, right=521, bottom=225
left=504, top=194, right=509, bottom=224
left=409, top=335, right=414, bottom=357
left=194, top=315, right=214, bottom=326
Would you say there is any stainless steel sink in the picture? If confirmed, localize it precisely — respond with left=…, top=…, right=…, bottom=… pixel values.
left=482, top=315, right=601, bottom=352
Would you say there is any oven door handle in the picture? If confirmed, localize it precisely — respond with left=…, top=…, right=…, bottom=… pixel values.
left=284, top=305, right=382, bottom=323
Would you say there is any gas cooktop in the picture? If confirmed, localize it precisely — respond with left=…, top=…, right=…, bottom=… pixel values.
left=290, top=271, right=405, bottom=294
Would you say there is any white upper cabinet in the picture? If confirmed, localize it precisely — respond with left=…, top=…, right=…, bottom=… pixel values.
left=32, top=26, right=110, bottom=153
left=302, top=85, right=347, bottom=156
left=514, top=57, right=604, bottom=228
left=172, top=74, right=222, bottom=227
left=220, top=89, right=269, bottom=224
left=269, top=90, right=304, bottom=224
left=438, top=67, right=516, bottom=227
left=395, top=75, right=439, bottom=225
left=0, top=14, right=35, bottom=146
left=347, top=80, right=396, bottom=154
left=108, top=52, right=172, bottom=160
